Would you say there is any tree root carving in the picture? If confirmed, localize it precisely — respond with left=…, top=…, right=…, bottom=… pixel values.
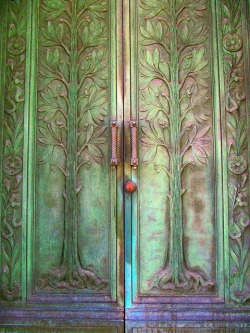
left=38, top=263, right=108, bottom=291
left=145, top=265, right=214, bottom=292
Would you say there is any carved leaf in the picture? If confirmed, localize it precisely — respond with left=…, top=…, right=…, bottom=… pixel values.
left=140, top=0, right=165, bottom=19
left=141, top=86, right=169, bottom=121
left=88, top=0, right=108, bottom=18
left=80, top=22, right=106, bottom=48
left=79, top=85, right=108, bottom=125
left=85, top=125, right=107, bottom=162
left=1, top=0, right=27, bottom=301
left=188, top=125, right=210, bottom=164
left=192, top=47, right=208, bottom=72
left=222, top=0, right=249, bottom=303
left=42, top=22, right=63, bottom=46
left=42, top=0, right=66, bottom=20
left=140, top=21, right=164, bottom=43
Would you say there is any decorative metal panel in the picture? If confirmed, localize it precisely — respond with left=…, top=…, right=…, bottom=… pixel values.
left=0, top=0, right=122, bottom=307
left=0, top=0, right=27, bottom=302
left=33, top=0, right=118, bottom=299
left=220, top=0, right=250, bottom=305
left=131, top=0, right=217, bottom=298
left=0, top=0, right=249, bottom=331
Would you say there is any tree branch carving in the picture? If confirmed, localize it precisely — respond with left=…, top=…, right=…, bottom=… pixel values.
left=140, top=0, right=213, bottom=292
left=37, top=0, right=109, bottom=291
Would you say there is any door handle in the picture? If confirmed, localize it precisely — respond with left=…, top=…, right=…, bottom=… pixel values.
left=130, top=118, right=138, bottom=169
left=111, top=118, right=118, bottom=167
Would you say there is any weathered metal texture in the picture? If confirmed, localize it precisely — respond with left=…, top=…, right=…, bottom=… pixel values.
left=0, top=328, right=121, bottom=333
left=35, top=0, right=112, bottom=295
left=0, top=0, right=249, bottom=331
left=0, top=0, right=27, bottom=302
left=0, top=0, right=124, bottom=330
left=34, top=0, right=123, bottom=302
left=128, top=328, right=250, bottom=333
left=124, top=0, right=249, bottom=329
left=130, top=118, right=139, bottom=169
left=0, top=316, right=124, bottom=333
left=126, top=321, right=250, bottom=333
left=111, top=119, right=118, bottom=166
left=219, top=0, right=250, bottom=305
left=0, top=329, right=119, bottom=333
left=128, top=0, right=219, bottom=302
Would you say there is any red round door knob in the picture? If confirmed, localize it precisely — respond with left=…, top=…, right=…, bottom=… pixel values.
left=124, top=180, right=137, bottom=193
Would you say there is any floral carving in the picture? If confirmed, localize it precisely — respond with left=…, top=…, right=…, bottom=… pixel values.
left=222, top=0, right=249, bottom=303
left=37, top=0, right=109, bottom=291
left=3, top=156, right=22, bottom=176
left=228, top=154, right=247, bottom=175
left=223, top=34, right=242, bottom=52
left=0, top=0, right=27, bottom=301
left=8, top=37, right=26, bottom=55
left=223, top=33, right=242, bottom=52
left=140, top=0, right=213, bottom=292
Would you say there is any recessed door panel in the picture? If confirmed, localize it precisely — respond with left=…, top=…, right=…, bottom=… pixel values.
left=35, top=0, right=112, bottom=298
left=128, top=0, right=220, bottom=302
left=33, top=0, right=123, bottom=302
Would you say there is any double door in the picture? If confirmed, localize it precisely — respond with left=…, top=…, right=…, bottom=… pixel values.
left=0, top=0, right=249, bottom=332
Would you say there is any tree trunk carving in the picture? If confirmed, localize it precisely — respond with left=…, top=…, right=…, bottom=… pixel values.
left=37, top=0, right=109, bottom=291
left=140, top=0, right=214, bottom=292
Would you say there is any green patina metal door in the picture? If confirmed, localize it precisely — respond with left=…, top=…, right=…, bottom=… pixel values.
left=124, top=0, right=250, bottom=331
left=0, top=0, right=124, bottom=331
left=0, top=0, right=249, bottom=332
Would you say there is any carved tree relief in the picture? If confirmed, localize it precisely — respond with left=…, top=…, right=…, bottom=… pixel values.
left=37, top=0, right=109, bottom=291
left=221, top=0, right=250, bottom=304
left=0, top=0, right=26, bottom=301
left=140, top=0, right=214, bottom=292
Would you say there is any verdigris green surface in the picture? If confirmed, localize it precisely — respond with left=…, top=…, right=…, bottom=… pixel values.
left=0, top=0, right=123, bottom=310
left=132, top=0, right=216, bottom=296
left=36, top=0, right=110, bottom=293
left=0, top=0, right=27, bottom=302
left=125, top=0, right=249, bottom=311
left=0, top=0, right=249, bottom=332
left=220, top=0, right=250, bottom=304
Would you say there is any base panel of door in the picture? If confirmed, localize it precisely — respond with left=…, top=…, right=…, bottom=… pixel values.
left=125, top=320, right=250, bottom=333
left=0, top=322, right=124, bottom=333
left=0, top=324, right=124, bottom=333
left=125, top=306, right=250, bottom=332
left=0, top=307, right=124, bottom=332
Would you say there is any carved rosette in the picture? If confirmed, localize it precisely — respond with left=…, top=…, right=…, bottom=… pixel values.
left=222, top=0, right=249, bottom=304
left=139, top=0, right=213, bottom=292
left=36, top=0, right=109, bottom=291
left=223, top=33, right=242, bottom=52
left=0, top=0, right=27, bottom=301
